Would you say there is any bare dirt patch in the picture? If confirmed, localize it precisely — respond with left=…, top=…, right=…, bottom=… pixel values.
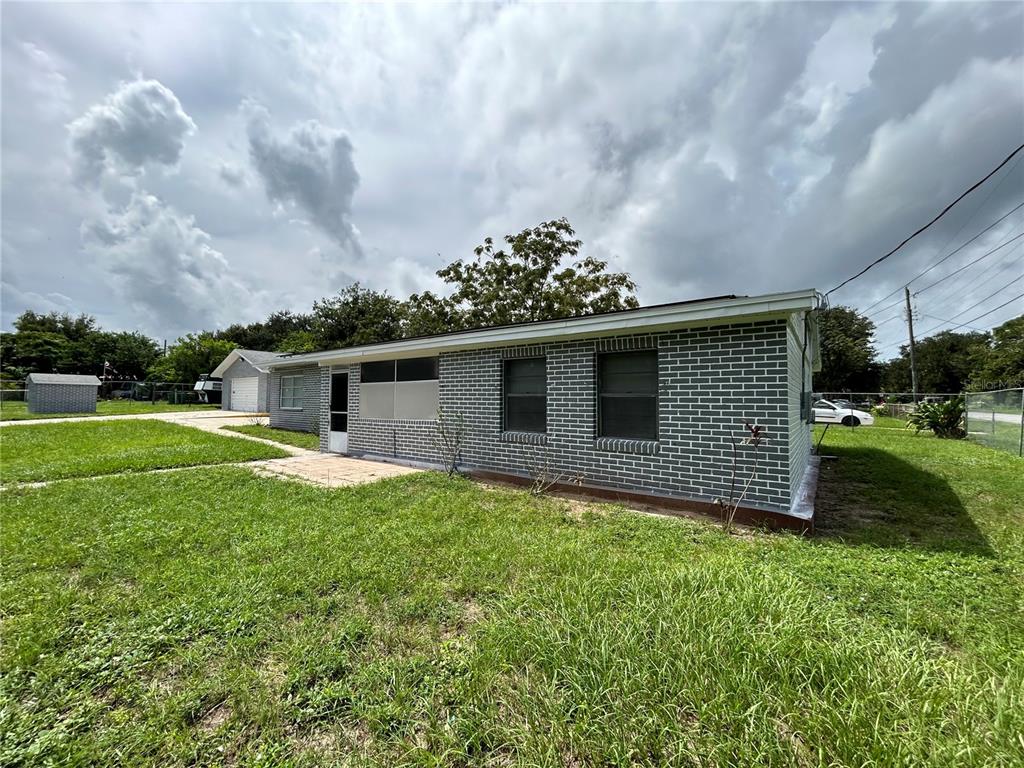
left=198, top=700, right=231, bottom=733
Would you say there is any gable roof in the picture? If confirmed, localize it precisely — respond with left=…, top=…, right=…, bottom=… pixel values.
left=267, top=288, right=821, bottom=370
left=211, top=349, right=285, bottom=378
left=27, top=373, right=101, bottom=386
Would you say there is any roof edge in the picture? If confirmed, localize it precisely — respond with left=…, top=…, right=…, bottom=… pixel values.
left=267, top=289, right=820, bottom=369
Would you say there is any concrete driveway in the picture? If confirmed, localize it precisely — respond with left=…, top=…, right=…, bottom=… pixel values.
left=0, top=409, right=265, bottom=427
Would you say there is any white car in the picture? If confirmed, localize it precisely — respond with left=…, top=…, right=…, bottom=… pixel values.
left=813, top=399, right=874, bottom=427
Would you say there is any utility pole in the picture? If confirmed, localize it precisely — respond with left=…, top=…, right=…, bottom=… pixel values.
left=905, top=287, right=918, bottom=403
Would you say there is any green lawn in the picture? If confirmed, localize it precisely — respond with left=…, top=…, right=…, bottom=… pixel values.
left=0, top=399, right=218, bottom=421
left=222, top=424, right=320, bottom=451
left=0, top=420, right=288, bottom=484
left=0, top=428, right=1021, bottom=765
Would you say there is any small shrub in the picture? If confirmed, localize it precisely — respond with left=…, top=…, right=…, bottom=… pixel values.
left=433, top=408, right=466, bottom=477
left=715, top=422, right=767, bottom=533
left=906, top=396, right=965, bottom=439
left=870, top=403, right=888, bottom=419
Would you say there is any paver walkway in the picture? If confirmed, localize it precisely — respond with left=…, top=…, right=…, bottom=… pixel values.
left=248, top=453, right=421, bottom=488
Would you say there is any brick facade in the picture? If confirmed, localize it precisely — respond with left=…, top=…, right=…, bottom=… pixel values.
left=268, top=365, right=321, bottom=433
left=332, top=319, right=807, bottom=512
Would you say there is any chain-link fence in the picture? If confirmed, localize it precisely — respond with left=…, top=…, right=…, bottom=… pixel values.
left=1, top=381, right=203, bottom=406
left=98, top=380, right=199, bottom=404
left=816, top=392, right=960, bottom=419
left=0, top=388, right=26, bottom=402
left=965, top=388, right=1024, bottom=457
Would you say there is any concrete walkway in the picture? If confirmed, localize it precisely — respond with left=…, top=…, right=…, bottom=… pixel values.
left=0, top=408, right=263, bottom=427
left=2, top=408, right=422, bottom=490
left=3, top=454, right=421, bottom=491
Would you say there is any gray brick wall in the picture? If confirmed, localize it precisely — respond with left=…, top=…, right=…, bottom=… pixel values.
left=26, top=382, right=98, bottom=413
left=267, top=365, right=321, bottom=433
left=221, top=358, right=267, bottom=411
left=335, top=320, right=798, bottom=511
left=319, top=367, right=330, bottom=452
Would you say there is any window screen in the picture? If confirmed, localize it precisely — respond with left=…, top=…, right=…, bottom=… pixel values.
left=280, top=374, right=303, bottom=409
left=504, top=357, right=546, bottom=432
left=330, top=372, right=348, bottom=413
left=359, top=358, right=439, bottom=419
left=396, top=356, right=439, bottom=381
left=598, top=350, right=658, bottom=440
left=360, top=361, right=395, bottom=383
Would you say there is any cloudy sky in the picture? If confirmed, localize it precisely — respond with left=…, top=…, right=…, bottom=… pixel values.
left=2, top=2, right=1022, bottom=358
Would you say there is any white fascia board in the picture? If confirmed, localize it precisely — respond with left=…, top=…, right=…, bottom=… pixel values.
left=210, top=350, right=242, bottom=378
left=266, top=289, right=819, bottom=369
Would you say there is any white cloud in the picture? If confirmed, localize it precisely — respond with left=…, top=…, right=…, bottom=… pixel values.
left=1, top=1, right=1022, bottom=353
left=67, top=78, right=197, bottom=187
left=81, top=192, right=264, bottom=335
left=246, top=103, right=362, bottom=256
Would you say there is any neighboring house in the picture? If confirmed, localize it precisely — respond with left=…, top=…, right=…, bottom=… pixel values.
left=26, top=373, right=101, bottom=414
left=210, top=349, right=286, bottom=412
left=265, top=290, right=822, bottom=529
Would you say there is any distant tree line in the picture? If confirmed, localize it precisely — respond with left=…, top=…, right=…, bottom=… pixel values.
left=813, top=306, right=1023, bottom=395
left=2, top=219, right=639, bottom=384
left=4, top=217, right=1018, bottom=392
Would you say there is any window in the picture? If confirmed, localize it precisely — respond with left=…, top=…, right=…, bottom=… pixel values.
left=598, top=350, right=658, bottom=440
left=397, top=356, right=439, bottom=381
left=361, top=360, right=396, bottom=383
left=280, top=374, right=303, bottom=409
left=359, top=357, right=439, bottom=419
left=503, top=357, right=546, bottom=432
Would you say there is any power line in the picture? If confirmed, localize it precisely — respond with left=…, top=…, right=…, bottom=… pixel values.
left=915, top=273, right=1024, bottom=337
left=860, top=199, right=1024, bottom=313
left=923, top=246, right=1023, bottom=311
left=875, top=280, right=1023, bottom=354
left=934, top=292, right=1024, bottom=335
left=866, top=296, right=906, bottom=319
left=827, top=143, right=1024, bottom=296
left=919, top=313, right=987, bottom=332
left=913, top=232, right=1024, bottom=295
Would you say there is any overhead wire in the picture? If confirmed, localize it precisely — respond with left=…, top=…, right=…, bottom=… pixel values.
left=827, top=143, right=1024, bottom=295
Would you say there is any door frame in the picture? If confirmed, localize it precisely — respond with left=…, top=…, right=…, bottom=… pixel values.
left=328, top=371, right=349, bottom=453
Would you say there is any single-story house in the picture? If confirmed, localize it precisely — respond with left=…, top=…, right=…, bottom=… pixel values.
left=211, top=349, right=287, bottom=412
left=26, top=373, right=101, bottom=414
left=264, top=289, right=822, bottom=529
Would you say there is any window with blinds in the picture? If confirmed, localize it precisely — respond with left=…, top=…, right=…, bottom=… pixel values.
left=503, top=357, right=546, bottom=432
left=597, top=350, right=658, bottom=440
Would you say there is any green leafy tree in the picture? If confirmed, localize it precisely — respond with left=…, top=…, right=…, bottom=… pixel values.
left=402, top=291, right=462, bottom=338
left=813, top=306, right=880, bottom=393
left=409, top=218, right=638, bottom=333
left=217, top=311, right=313, bottom=351
left=148, top=334, right=236, bottom=383
left=79, top=331, right=161, bottom=379
left=311, top=284, right=405, bottom=350
left=13, top=311, right=97, bottom=341
left=275, top=330, right=319, bottom=354
left=1, top=330, right=70, bottom=377
left=882, top=331, right=990, bottom=393
left=970, top=314, right=1024, bottom=389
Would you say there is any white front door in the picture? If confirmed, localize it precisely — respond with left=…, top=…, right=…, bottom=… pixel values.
left=328, top=371, right=348, bottom=453
left=230, top=376, right=259, bottom=411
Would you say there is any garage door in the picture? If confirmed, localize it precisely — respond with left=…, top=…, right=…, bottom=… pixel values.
left=229, top=377, right=259, bottom=412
